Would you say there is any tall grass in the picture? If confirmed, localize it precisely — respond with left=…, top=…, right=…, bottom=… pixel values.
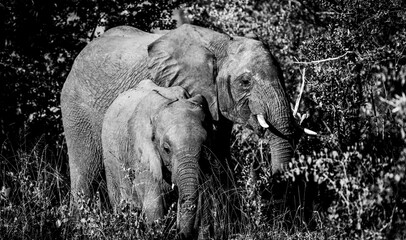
left=0, top=134, right=323, bottom=240
left=0, top=137, right=180, bottom=239
left=0, top=139, right=69, bottom=239
left=1, top=115, right=405, bottom=239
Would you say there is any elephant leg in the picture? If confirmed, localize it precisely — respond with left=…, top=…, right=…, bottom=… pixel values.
left=134, top=171, right=163, bottom=221
left=142, top=180, right=164, bottom=222
left=66, top=128, right=104, bottom=207
left=105, top=162, right=121, bottom=210
left=63, top=102, right=108, bottom=209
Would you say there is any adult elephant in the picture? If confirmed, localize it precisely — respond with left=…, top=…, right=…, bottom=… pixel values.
left=102, top=80, right=212, bottom=239
left=61, top=24, right=301, bottom=210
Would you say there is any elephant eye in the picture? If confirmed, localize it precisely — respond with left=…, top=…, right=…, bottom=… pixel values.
left=238, top=74, right=251, bottom=87
left=163, top=142, right=171, bottom=154
left=241, top=79, right=250, bottom=85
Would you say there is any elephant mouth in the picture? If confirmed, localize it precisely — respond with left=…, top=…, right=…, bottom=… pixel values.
left=247, top=112, right=292, bottom=141
left=244, top=113, right=266, bottom=136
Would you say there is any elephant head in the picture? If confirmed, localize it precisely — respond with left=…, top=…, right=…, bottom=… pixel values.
left=148, top=24, right=299, bottom=172
left=152, top=94, right=210, bottom=239
left=102, top=80, right=210, bottom=239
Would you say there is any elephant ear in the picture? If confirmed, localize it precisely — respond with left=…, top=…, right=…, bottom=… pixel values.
left=188, top=94, right=205, bottom=107
left=148, top=24, right=230, bottom=121
left=126, top=91, right=164, bottom=181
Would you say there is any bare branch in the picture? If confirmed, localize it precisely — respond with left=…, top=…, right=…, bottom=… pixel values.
left=315, top=11, right=353, bottom=15
left=292, top=51, right=353, bottom=65
left=293, top=67, right=306, bottom=117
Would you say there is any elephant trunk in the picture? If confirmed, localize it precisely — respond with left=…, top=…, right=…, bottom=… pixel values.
left=267, top=132, right=293, bottom=173
left=250, top=83, right=296, bottom=173
left=175, top=154, right=200, bottom=239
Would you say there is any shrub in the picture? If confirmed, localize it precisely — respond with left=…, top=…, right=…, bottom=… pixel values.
left=0, top=141, right=69, bottom=239
left=184, top=1, right=406, bottom=239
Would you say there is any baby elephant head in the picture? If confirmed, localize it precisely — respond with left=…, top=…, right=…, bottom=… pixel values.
left=151, top=93, right=209, bottom=239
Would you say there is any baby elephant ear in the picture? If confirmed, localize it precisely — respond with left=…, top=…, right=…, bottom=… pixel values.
left=188, top=94, right=206, bottom=107
left=148, top=24, right=220, bottom=121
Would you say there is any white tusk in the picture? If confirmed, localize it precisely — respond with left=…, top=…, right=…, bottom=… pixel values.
left=304, top=128, right=317, bottom=135
left=256, top=114, right=269, bottom=128
left=171, top=184, right=175, bottom=190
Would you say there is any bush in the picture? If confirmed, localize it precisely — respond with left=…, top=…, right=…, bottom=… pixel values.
left=184, top=0, right=406, bottom=238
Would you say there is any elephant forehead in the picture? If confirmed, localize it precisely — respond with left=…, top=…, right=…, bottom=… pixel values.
left=228, top=40, right=275, bottom=75
left=164, top=124, right=207, bottom=145
left=157, top=111, right=205, bottom=130
left=155, top=108, right=207, bottom=139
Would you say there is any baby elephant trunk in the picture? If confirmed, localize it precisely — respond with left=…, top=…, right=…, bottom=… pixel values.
left=175, top=154, right=200, bottom=240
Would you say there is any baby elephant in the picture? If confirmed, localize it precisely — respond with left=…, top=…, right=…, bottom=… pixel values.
left=102, top=79, right=211, bottom=239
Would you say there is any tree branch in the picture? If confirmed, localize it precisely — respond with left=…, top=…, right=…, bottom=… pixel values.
left=292, top=51, right=353, bottom=65
left=293, top=67, right=306, bottom=117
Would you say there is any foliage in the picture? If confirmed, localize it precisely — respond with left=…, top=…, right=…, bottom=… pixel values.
left=282, top=146, right=406, bottom=239
left=69, top=196, right=178, bottom=239
left=185, top=0, right=406, bottom=238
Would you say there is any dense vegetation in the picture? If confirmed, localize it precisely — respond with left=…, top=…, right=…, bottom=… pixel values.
left=1, top=0, right=405, bottom=239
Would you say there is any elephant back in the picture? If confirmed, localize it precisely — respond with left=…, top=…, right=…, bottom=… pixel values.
left=62, top=26, right=160, bottom=116
left=102, top=26, right=152, bottom=38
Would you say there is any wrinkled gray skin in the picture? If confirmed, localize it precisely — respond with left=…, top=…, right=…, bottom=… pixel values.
left=61, top=24, right=299, bottom=220
left=102, top=80, right=209, bottom=239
